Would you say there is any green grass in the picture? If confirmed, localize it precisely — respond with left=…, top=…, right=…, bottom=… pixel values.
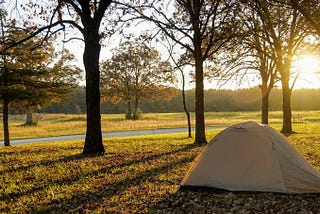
left=1, top=124, right=320, bottom=213
left=1, top=111, right=320, bottom=140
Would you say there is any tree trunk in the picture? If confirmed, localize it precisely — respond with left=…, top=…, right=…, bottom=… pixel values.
left=82, top=29, right=105, bottom=155
left=261, top=93, right=269, bottom=125
left=194, top=61, right=207, bottom=145
left=186, top=112, right=191, bottom=138
left=25, top=107, right=34, bottom=126
left=260, top=82, right=270, bottom=124
left=134, top=98, right=138, bottom=115
left=281, top=79, right=293, bottom=134
left=181, top=70, right=192, bottom=138
left=192, top=6, right=207, bottom=144
left=193, top=48, right=207, bottom=145
left=133, top=98, right=140, bottom=120
left=192, top=0, right=207, bottom=145
left=126, top=101, right=132, bottom=120
left=2, top=97, right=10, bottom=146
left=2, top=63, right=10, bottom=146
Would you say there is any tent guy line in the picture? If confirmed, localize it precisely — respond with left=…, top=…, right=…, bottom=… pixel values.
left=0, top=126, right=226, bottom=146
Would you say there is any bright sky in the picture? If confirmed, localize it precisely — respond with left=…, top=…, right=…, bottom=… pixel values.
left=3, top=0, right=320, bottom=90
left=291, top=55, right=320, bottom=89
left=66, top=40, right=320, bottom=90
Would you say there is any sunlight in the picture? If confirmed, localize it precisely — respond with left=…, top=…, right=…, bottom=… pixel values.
left=292, top=55, right=320, bottom=89
left=297, top=55, right=320, bottom=74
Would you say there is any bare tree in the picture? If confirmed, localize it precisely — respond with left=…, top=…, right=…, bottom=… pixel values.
left=115, top=0, right=242, bottom=145
left=172, top=54, right=193, bottom=138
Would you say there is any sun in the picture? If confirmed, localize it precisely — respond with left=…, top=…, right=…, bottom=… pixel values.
left=293, top=54, right=320, bottom=89
left=297, top=55, right=320, bottom=74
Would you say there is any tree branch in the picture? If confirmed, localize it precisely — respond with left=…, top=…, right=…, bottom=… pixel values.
left=5, top=19, right=83, bottom=51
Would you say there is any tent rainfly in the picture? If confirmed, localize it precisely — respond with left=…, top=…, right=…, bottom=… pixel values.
left=181, top=121, right=320, bottom=193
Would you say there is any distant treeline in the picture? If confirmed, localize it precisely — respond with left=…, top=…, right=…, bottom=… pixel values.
left=40, top=87, right=320, bottom=114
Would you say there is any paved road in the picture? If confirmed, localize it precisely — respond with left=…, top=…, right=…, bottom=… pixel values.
left=1, top=126, right=226, bottom=146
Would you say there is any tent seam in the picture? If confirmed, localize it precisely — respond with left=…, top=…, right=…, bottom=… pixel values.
left=267, top=130, right=289, bottom=193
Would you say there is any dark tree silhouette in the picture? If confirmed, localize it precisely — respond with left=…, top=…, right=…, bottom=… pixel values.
left=4, top=1, right=113, bottom=154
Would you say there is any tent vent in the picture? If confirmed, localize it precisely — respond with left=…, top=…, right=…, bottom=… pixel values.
left=231, top=126, right=248, bottom=132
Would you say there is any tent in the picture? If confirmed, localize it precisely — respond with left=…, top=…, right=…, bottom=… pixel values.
left=181, top=121, right=320, bottom=193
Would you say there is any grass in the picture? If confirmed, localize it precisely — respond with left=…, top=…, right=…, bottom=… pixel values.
left=0, top=134, right=206, bottom=213
left=1, top=123, right=320, bottom=213
left=1, top=111, right=320, bottom=140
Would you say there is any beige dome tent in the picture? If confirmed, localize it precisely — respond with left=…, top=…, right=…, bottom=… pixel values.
left=181, top=121, right=320, bottom=193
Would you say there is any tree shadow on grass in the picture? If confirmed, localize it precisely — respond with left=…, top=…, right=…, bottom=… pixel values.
left=33, top=157, right=196, bottom=213
left=0, top=144, right=82, bottom=158
left=0, top=153, right=90, bottom=202
left=150, top=188, right=320, bottom=213
left=0, top=151, right=85, bottom=176
left=1, top=144, right=199, bottom=211
left=24, top=144, right=200, bottom=213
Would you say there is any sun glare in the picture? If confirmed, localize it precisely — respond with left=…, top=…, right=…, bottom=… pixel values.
left=297, top=55, right=320, bottom=74
left=293, top=55, right=320, bottom=89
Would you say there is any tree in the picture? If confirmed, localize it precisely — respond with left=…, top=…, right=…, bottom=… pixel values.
left=0, top=26, right=81, bottom=145
left=100, top=40, right=177, bottom=119
left=169, top=50, right=193, bottom=138
left=255, top=43, right=277, bottom=125
left=17, top=49, right=81, bottom=126
left=0, top=5, right=10, bottom=146
left=0, top=10, right=40, bottom=146
left=3, top=0, right=113, bottom=154
left=2, top=27, right=81, bottom=126
left=0, top=27, right=45, bottom=145
left=117, top=0, right=242, bottom=144
left=249, top=0, right=312, bottom=134
left=239, top=3, right=278, bottom=124
left=290, top=0, right=320, bottom=36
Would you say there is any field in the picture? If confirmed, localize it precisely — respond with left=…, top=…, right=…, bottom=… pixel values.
left=1, top=111, right=320, bottom=213
left=1, top=111, right=320, bottom=140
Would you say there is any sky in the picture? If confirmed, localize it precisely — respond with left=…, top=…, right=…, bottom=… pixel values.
left=4, top=0, right=320, bottom=90
left=63, top=33, right=320, bottom=91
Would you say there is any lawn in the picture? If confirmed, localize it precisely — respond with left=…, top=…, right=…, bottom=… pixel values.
left=1, top=122, right=320, bottom=213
